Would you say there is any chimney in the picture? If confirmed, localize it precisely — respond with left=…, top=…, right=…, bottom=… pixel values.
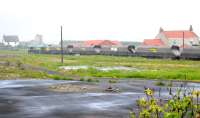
left=189, top=25, right=193, bottom=31
left=159, top=27, right=164, bottom=33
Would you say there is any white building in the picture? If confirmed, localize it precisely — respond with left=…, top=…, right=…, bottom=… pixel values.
left=2, top=35, right=19, bottom=47
left=142, top=26, right=200, bottom=48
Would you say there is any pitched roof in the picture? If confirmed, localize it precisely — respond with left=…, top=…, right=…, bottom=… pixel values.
left=3, top=35, right=19, bottom=42
left=179, top=44, right=190, bottom=48
left=142, top=39, right=165, bottom=46
left=84, top=40, right=121, bottom=46
left=162, top=31, right=198, bottom=39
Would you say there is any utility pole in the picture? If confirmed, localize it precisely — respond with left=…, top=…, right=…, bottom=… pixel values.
left=182, top=31, right=185, bottom=49
left=61, top=26, right=64, bottom=64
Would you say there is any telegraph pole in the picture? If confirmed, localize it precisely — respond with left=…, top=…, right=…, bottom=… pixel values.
left=61, top=26, right=64, bottom=64
left=182, top=31, right=185, bottom=49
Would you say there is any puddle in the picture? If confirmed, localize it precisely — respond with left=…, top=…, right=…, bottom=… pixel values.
left=87, top=102, right=116, bottom=110
left=59, top=65, right=140, bottom=71
left=60, top=65, right=88, bottom=70
left=0, top=80, right=76, bottom=89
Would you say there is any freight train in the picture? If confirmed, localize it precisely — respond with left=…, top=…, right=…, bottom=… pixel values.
left=28, top=45, right=200, bottom=60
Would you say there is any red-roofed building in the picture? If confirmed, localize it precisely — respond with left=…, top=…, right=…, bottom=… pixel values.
left=162, top=31, right=197, bottom=39
left=142, top=39, right=165, bottom=47
left=142, top=26, right=199, bottom=48
left=84, top=40, right=121, bottom=47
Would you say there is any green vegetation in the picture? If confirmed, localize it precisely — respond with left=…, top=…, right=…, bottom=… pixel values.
left=87, top=78, right=93, bottom=82
left=49, top=74, right=72, bottom=80
left=155, top=81, right=165, bottom=86
left=131, top=87, right=200, bottom=118
left=0, top=57, right=71, bottom=80
left=1, top=50, right=200, bottom=81
left=109, top=79, right=118, bottom=83
left=80, top=78, right=85, bottom=81
left=79, top=77, right=99, bottom=82
left=0, top=64, right=48, bottom=79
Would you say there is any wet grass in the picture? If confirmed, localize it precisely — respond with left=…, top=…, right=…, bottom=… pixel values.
left=0, top=65, right=49, bottom=79
left=1, top=50, right=200, bottom=81
left=0, top=60, right=71, bottom=80
left=0, top=65, right=72, bottom=80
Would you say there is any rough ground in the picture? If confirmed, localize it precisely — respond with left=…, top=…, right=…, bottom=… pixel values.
left=0, top=79, right=200, bottom=118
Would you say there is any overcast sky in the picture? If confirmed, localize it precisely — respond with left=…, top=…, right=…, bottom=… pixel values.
left=0, top=0, right=200, bottom=44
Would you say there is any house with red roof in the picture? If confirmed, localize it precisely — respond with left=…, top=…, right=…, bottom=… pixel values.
left=142, top=39, right=165, bottom=47
left=84, top=40, right=121, bottom=47
left=142, top=26, right=199, bottom=48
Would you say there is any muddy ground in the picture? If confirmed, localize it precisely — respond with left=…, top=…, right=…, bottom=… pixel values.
left=0, top=79, right=200, bottom=118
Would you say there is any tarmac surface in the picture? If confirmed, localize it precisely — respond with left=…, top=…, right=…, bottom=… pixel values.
left=0, top=79, right=200, bottom=118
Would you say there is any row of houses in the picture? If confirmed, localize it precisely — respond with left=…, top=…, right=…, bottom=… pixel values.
left=59, top=40, right=141, bottom=49
left=0, top=34, right=139, bottom=48
left=1, top=26, right=200, bottom=49
left=58, top=25, right=200, bottom=49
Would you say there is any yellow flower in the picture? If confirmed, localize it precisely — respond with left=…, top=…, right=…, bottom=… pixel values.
left=138, top=97, right=148, bottom=107
left=145, top=88, right=154, bottom=96
left=192, top=90, right=200, bottom=98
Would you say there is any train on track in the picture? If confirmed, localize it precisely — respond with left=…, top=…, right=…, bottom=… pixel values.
left=28, top=45, right=200, bottom=60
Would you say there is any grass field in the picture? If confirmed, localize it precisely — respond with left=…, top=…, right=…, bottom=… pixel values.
left=0, top=50, right=200, bottom=81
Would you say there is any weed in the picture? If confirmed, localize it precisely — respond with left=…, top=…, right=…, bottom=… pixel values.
left=5, top=60, right=10, bottom=66
left=16, top=60, right=22, bottom=68
left=109, top=79, right=118, bottom=83
left=131, top=87, right=200, bottom=118
left=95, top=79, right=100, bottom=83
left=155, top=81, right=165, bottom=86
left=80, top=78, right=85, bottom=81
left=87, top=78, right=93, bottom=82
left=50, top=75, right=72, bottom=80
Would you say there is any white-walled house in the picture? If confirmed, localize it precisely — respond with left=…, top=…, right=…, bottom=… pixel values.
left=142, top=26, right=200, bottom=48
left=156, top=26, right=199, bottom=48
left=2, top=35, right=19, bottom=47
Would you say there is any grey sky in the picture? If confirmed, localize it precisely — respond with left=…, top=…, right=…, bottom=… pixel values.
left=0, top=0, right=200, bottom=44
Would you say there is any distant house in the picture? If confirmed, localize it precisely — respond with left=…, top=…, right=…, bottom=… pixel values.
left=0, top=42, right=4, bottom=47
left=61, top=40, right=84, bottom=47
left=121, top=41, right=142, bottom=47
left=142, top=39, right=165, bottom=47
left=141, top=26, right=200, bottom=48
left=2, top=35, right=19, bottom=47
left=28, top=34, right=47, bottom=48
left=84, top=40, right=121, bottom=47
